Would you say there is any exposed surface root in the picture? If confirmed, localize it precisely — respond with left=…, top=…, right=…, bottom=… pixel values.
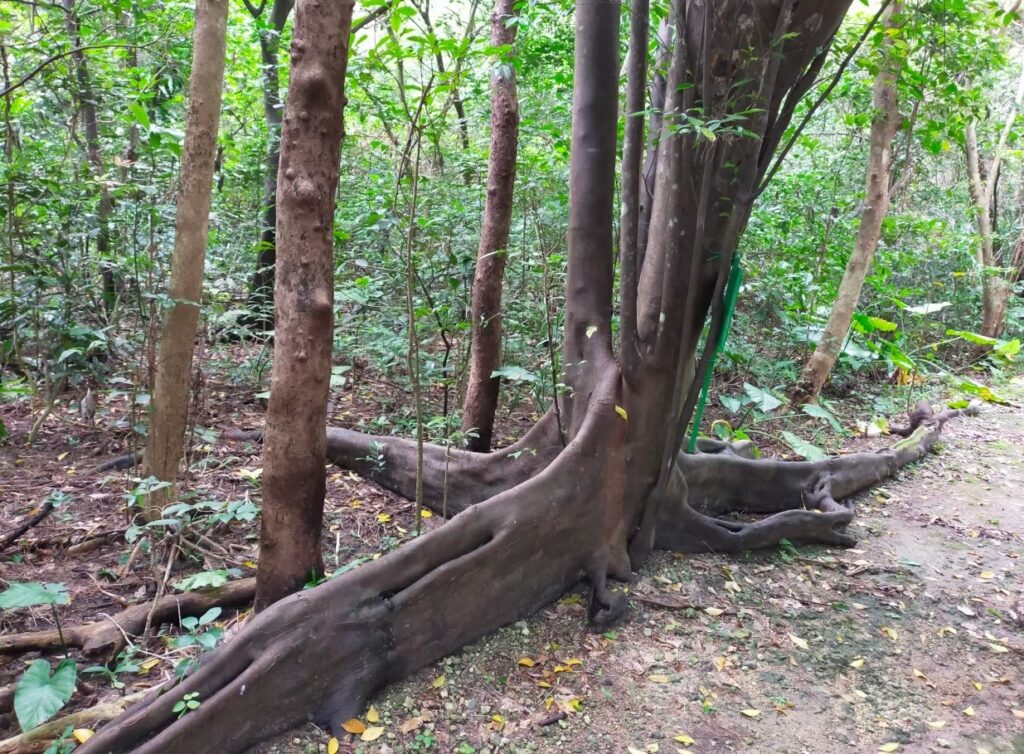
left=657, top=403, right=977, bottom=553
left=0, top=690, right=149, bottom=754
left=0, top=579, right=255, bottom=657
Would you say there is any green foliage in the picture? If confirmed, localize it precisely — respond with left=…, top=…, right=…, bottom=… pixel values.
left=0, top=582, right=70, bottom=609
left=14, top=659, right=78, bottom=732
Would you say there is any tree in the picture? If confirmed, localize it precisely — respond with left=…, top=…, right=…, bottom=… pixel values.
left=252, top=0, right=356, bottom=610
left=140, top=0, right=229, bottom=519
left=795, top=1, right=904, bottom=403
left=964, top=57, right=1024, bottom=339
left=460, top=0, right=520, bottom=452
left=80, top=3, right=972, bottom=751
left=243, top=0, right=295, bottom=329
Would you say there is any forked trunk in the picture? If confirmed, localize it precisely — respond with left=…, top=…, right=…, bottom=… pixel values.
left=141, top=0, right=229, bottom=518
left=253, top=0, right=356, bottom=609
left=795, top=2, right=903, bottom=402
left=460, top=0, right=520, bottom=452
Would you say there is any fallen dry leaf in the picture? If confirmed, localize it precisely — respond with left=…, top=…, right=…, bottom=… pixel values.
left=341, top=719, right=366, bottom=734
left=360, top=726, right=384, bottom=742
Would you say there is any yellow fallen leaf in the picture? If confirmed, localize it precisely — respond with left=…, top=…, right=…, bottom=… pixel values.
left=674, top=734, right=696, bottom=745
left=518, top=657, right=536, bottom=667
left=977, top=748, right=991, bottom=754
left=988, top=643, right=1009, bottom=653
left=536, top=680, right=552, bottom=688
left=243, top=560, right=258, bottom=569
left=1011, top=709, right=1024, bottom=719
left=360, top=726, right=384, bottom=742
left=926, top=720, right=946, bottom=729
left=850, top=658, right=865, bottom=668
left=704, top=607, right=724, bottom=617
left=881, top=626, right=899, bottom=641
left=366, top=707, right=379, bottom=723
left=72, top=730, right=95, bottom=744
left=973, top=682, right=984, bottom=691
left=741, top=709, right=761, bottom=718
left=431, top=674, right=445, bottom=688
left=913, top=668, right=926, bottom=679
left=564, top=658, right=582, bottom=667
left=377, top=513, right=392, bottom=523
left=789, top=634, right=809, bottom=650
left=879, top=744, right=900, bottom=753
left=713, top=655, right=728, bottom=671
left=980, top=571, right=994, bottom=579
left=615, top=405, right=628, bottom=421
left=341, top=719, right=366, bottom=734
left=963, top=706, right=975, bottom=716
left=420, top=509, right=433, bottom=518
left=327, top=737, right=339, bottom=754
left=628, top=748, right=645, bottom=754
left=648, top=674, right=671, bottom=684
left=139, top=658, right=160, bottom=674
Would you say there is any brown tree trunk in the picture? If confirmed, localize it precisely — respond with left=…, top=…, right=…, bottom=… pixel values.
left=80, top=4, right=868, bottom=752
left=63, top=0, right=117, bottom=312
left=795, top=1, right=903, bottom=402
left=140, top=0, right=229, bottom=519
left=460, top=0, right=519, bottom=452
left=245, top=0, right=294, bottom=327
left=253, top=0, right=356, bottom=610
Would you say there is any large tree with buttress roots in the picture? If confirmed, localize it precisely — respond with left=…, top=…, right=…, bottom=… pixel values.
left=79, top=0, right=977, bottom=751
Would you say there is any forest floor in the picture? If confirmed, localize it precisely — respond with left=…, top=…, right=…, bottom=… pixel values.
left=1, top=370, right=1022, bottom=754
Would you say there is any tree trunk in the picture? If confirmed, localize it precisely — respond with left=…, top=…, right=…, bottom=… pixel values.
left=795, top=1, right=903, bottom=402
left=140, top=0, right=228, bottom=519
left=245, top=0, right=294, bottom=328
left=80, top=3, right=868, bottom=752
left=253, top=0, right=356, bottom=610
left=460, top=0, right=520, bottom=452
left=62, top=0, right=117, bottom=312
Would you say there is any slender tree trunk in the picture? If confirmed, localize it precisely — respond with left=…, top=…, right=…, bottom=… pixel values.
left=141, top=0, right=229, bottom=518
left=636, top=15, right=671, bottom=272
left=63, top=0, right=117, bottom=312
left=460, top=0, right=519, bottom=452
left=246, top=0, right=294, bottom=327
left=795, top=2, right=903, bottom=402
left=254, top=0, right=356, bottom=610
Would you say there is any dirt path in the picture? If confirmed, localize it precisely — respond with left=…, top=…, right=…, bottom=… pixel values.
left=272, top=382, right=1024, bottom=754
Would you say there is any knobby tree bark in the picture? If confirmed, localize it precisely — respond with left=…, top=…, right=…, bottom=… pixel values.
left=62, top=0, right=117, bottom=312
left=140, top=0, right=228, bottom=519
left=252, top=0, right=356, bottom=610
left=244, top=0, right=294, bottom=328
left=794, top=1, right=904, bottom=403
left=963, top=58, right=1024, bottom=338
left=460, top=0, right=520, bottom=452
left=77, top=5, right=981, bottom=753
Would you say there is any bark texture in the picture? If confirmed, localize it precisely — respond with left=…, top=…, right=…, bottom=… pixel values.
left=141, top=0, right=228, bottom=518
left=795, top=2, right=903, bottom=402
left=460, top=0, right=520, bottom=452
left=245, top=0, right=295, bottom=326
left=253, top=0, right=355, bottom=610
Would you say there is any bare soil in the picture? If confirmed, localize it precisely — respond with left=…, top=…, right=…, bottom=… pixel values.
left=2, top=373, right=1022, bottom=754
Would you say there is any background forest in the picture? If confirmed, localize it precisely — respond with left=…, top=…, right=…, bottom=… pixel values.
left=2, top=0, right=1024, bottom=752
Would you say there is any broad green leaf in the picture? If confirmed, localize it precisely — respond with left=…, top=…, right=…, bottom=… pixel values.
left=780, top=431, right=828, bottom=461
left=946, top=329, right=997, bottom=347
left=742, top=383, right=782, bottom=413
left=15, top=659, right=77, bottom=731
left=801, top=403, right=843, bottom=432
left=0, top=582, right=69, bottom=609
left=172, top=569, right=238, bottom=592
left=490, top=366, right=539, bottom=383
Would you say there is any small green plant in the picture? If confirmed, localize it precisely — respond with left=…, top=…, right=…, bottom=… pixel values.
left=172, top=692, right=201, bottom=719
left=84, top=648, right=142, bottom=690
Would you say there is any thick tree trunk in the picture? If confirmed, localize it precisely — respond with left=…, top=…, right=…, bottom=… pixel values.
left=795, top=2, right=903, bottom=402
left=80, top=3, right=859, bottom=751
left=460, top=0, right=520, bottom=452
left=140, top=0, right=228, bottom=518
left=253, top=0, right=356, bottom=610
left=63, top=0, right=117, bottom=312
left=245, top=0, right=294, bottom=327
